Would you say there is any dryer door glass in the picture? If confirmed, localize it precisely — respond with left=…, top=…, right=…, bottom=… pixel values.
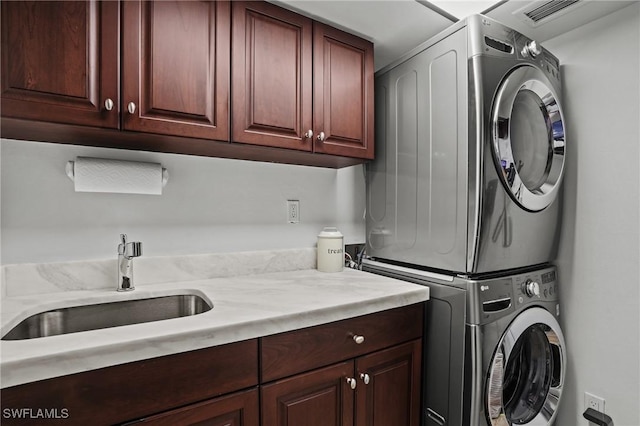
left=492, top=65, right=565, bottom=212
left=486, top=307, right=566, bottom=426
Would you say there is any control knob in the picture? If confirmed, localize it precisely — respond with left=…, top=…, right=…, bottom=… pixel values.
left=521, top=40, right=542, bottom=58
left=522, top=279, right=540, bottom=298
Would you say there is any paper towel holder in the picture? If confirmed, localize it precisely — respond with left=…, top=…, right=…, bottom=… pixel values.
left=65, top=160, right=169, bottom=187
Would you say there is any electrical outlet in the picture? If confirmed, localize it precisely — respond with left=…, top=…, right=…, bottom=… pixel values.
left=287, top=200, right=300, bottom=223
left=584, top=392, right=605, bottom=413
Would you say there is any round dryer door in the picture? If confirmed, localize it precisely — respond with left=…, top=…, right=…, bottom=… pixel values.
left=491, top=65, right=565, bottom=212
left=486, top=307, right=566, bottom=426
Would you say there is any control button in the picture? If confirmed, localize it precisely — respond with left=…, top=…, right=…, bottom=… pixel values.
left=521, top=40, right=542, bottom=58
left=518, top=296, right=524, bottom=304
left=549, top=286, right=554, bottom=296
left=544, top=288, right=548, bottom=297
left=522, top=279, right=540, bottom=298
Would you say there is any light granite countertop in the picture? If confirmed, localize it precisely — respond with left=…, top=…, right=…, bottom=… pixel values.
left=0, top=264, right=429, bottom=389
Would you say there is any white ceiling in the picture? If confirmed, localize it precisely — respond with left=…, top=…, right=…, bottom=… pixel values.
left=272, top=0, right=455, bottom=70
left=273, top=0, right=637, bottom=71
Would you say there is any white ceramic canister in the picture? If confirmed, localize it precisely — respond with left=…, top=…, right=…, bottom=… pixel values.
left=317, top=227, right=344, bottom=272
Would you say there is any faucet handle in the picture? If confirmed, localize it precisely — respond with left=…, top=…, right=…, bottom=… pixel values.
left=128, top=241, right=142, bottom=258
left=118, top=234, right=142, bottom=258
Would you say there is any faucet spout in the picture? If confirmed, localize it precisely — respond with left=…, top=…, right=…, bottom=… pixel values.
left=118, top=234, right=142, bottom=291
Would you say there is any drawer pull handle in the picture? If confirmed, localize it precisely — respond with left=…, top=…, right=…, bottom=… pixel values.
left=127, top=102, right=137, bottom=114
left=104, top=98, right=114, bottom=111
left=346, top=377, right=357, bottom=390
left=304, top=130, right=313, bottom=140
left=360, top=373, right=370, bottom=385
left=352, top=334, right=365, bottom=344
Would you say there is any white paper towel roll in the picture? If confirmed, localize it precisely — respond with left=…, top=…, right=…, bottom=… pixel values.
left=69, top=157, right=165, bottom=195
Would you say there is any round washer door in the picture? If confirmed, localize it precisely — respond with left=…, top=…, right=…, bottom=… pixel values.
left=486, top=307, right=566, bottom=426
left=491, top=64, right=566, bottom=212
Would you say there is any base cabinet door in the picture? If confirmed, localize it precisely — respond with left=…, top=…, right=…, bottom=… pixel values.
left=355, top=339, right=422, bottom=426
left=261, top=361, right=355, bottom=426
left=132, top=388, right=259, bottom=426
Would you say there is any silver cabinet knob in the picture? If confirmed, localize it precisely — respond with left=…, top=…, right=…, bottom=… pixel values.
left=346, top=377, right=357, bottom=390
left=317, top=131, right=326, bottom=142
left=304, top=130, right=313, bottom=140
left=104, top=98, right=114, bottom=111
left=360, top=373, right=370, bottom=385
left=127, top=102, right=137, bottom=114
left=352, top=334, right=365, bottom=344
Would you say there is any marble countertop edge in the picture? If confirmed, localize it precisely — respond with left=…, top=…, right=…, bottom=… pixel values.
left=0, top=268, right=429, bottom=388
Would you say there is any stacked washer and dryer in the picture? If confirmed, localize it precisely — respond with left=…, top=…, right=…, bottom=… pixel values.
left=362, top=15, right=567, bottom=426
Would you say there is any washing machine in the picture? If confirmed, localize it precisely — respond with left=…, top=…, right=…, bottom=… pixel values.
left=361, top=259, right=566, bottom=426
left=367, top=14, right=566, bottom=275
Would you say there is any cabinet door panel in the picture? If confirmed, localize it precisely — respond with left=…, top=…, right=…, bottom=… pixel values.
left=1, top=0, right=119, bottom=128
left=136, top=388, right=259, bottom=426
left=232, top=1, right=312, bottom=151
left=261, top=361, right=354, bottom=426
left=313, top=23, right=374, bottom=159
left=355, top=339, right=422, bottom=426
left=123, top=0, right=229, bottom=140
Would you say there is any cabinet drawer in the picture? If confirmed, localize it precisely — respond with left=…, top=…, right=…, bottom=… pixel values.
left=1, top=339, right=258, bottom=426
left=261, top=303, right=424, bottom=382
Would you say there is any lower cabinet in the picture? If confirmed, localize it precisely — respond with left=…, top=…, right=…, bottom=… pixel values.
left=0, top=304, right=424, bottom=426
left=261, top=340, right=422, bottom=426
left=131, top=388, right=259, bottom=426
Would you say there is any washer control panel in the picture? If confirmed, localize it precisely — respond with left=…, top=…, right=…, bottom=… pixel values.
left=514, top=268, right=558, bottom=306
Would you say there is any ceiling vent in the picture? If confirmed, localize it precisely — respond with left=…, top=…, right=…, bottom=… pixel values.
left=513, top=0, right=587, bottom=27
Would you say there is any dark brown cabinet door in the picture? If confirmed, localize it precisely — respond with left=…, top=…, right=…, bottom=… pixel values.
left=231, top=1, right=313, bottom=151
left=136, top=388, right=259, bottom=426
left=122, top=0, right=230, bottom=140
left=355, top=339, right=422, bottom=426
left=313, top=23, right=374, bottom=159
left=1, top=0, right=119, bottom=128
left=261, top=361, right=355, bottom=426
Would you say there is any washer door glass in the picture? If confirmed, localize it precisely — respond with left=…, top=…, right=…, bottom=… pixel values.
left=492, top=65, right=565, bottom=212
left=486, top=307, right=566, bottom=425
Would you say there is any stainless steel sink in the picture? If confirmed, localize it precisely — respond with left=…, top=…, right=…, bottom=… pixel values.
left=2, top=294, right=212, bottom=340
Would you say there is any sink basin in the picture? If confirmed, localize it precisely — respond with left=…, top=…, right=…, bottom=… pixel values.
left=2, top=294, right=212, bottom=340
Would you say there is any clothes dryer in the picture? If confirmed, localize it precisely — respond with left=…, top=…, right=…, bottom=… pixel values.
left=362, top=259, right=566, bottom=426
left=367, top=15, right=566, bottom=275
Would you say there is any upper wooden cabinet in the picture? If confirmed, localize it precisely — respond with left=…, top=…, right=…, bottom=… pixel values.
left=232, top=1, right=374, bottom=159
left=122, top=0, right=230, bottom=140
left=1, top=0, right=230, bottom=140
left=1, top=1, right=119, bottom=129
left=1, top=0, right=374, bottom=166
left=313, top=23, right=374, bottom=159
left=231, top=1, right=313, bottom=151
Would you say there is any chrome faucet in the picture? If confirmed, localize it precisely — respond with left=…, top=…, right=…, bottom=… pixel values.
left=117, top=234, right=142, bottom=291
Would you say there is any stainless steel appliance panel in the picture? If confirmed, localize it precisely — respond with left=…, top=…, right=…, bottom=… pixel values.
left=367, top=28, right=469, bottom=272
left=367, top=15, right=566, bottom=275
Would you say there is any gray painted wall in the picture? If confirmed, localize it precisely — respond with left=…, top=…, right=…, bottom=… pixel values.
left=545, top=3, right=640, bottom=425
left=1, top=139, right=366, bottom=265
